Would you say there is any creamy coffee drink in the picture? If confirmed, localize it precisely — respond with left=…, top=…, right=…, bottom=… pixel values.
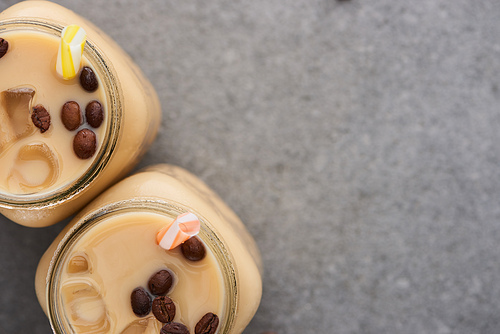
left=0, top=30, right=106, bottom=194
left=36, top=164, right=262, bottom=334
left=60, top=211, right=223, bottom=333
left=0, top=1, right=161, bottom=227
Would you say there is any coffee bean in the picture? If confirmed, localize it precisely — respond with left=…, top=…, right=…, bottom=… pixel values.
left=152, top=296, right=176, bottom=323
left=0, top=38, right=8, bottom=59
left=73, top=128, right=97, bottom=159
left=79, top=66, right=98, bottom=92
left=160, top=322, right=190, bottom=334
left=195, top=312, right=219, bottom=334
left=85, top=100, right=104, bottom=128
left=130, top=287, right=152, bottom=317
left=31, top=105, right=51, bottom=133
left=61, top=101, right=82, bottom=131
left=181, top=236, right=206, bottom=261
left=148, top=269, right=173, bottom=296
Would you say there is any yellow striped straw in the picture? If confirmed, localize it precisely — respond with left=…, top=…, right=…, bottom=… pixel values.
left=56, top=25, right=87, bottom=80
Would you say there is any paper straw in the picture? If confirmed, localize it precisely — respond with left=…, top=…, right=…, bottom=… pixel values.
left=156, top=212, right=201, bottom=250
left=56, top=25, right=87, bottom=80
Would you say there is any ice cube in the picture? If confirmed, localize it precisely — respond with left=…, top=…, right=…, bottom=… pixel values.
left=120, top=317, right=160, bottom=334
left=67, top=253, right=90, bottom=274
left=62, top=281, right=110, bottom=333
left=1, top=87, right=35, bottom=138
left=7, top=142, right=59, bottom=193
left=0, top=101, right=15, bottom=150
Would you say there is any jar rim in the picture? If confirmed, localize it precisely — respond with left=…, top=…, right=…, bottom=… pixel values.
left=46, top=199, right=238, bottom=333
left=0, top=19, right=121, bottom=207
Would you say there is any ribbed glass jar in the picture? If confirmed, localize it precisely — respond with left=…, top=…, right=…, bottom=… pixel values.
left=0, top=1, right=161, bottom=227
left=36, top=164, right=262, bottom=333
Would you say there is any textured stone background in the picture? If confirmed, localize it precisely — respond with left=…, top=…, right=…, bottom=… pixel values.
left=1, top=0, right=500, bottom=333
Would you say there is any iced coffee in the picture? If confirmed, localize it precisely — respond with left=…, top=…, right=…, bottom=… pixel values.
left=0, top=29, right=107, bottom=194
left=59, top=212, right=224, bottom=333
left=0, top=1, right=161, bottom=227
left=36, top=164, right=262, bottom=333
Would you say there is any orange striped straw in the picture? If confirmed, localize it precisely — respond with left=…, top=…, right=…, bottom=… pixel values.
left=156, top=212, right=200, bottom=250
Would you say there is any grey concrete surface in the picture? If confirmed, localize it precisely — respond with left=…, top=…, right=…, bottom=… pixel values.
left=1, top=0, right=500, bottom=333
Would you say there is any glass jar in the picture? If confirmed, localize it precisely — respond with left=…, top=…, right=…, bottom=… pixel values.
left=0, top=1, right=161, bottom=227
left=35, top=164, right=263, bottom=333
